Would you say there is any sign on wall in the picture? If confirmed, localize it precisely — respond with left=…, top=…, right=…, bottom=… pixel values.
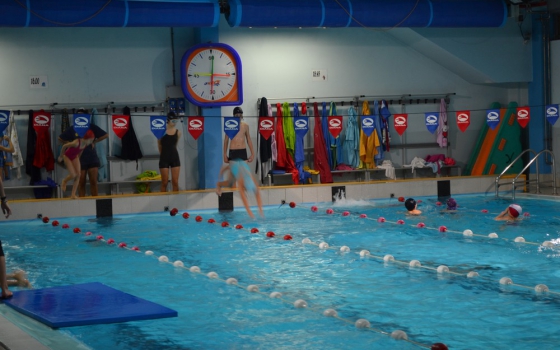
left=30, top=75, right=48, bottom=89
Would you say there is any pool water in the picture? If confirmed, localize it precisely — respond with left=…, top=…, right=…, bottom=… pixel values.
left=2, top=194, right=560, bottom=349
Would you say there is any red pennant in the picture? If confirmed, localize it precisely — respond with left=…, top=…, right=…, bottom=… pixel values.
left=516, top=107, right=530, bottom=128
left=393, top=114, right=408, bottom=136
left=112, top=115, right=130, bottom=139
left=33, top=111, right=51, bottom=134
left=188, top=116, right=204, bottom=140
left=456, top=110, right=471, bottom=132
left=258, top=116, right=274, bottom=140
left=328, top=116, right=343, bottom=138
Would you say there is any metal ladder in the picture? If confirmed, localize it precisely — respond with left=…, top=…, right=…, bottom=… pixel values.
left=495, top=149, right=557, bottom=200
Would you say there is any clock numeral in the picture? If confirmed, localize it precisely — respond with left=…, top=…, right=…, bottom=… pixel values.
left=210, top=89, right=215, bottom=95
left=208, top=55, right=214, bottom=60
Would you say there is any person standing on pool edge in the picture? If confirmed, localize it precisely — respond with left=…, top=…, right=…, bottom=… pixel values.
left=223, top=107, right=255, bottom=165
left=0, top=176, right=13, bottom=299
left=58, top=108, right=109, bottom=197
left=158, top=112, right=182, bottom=192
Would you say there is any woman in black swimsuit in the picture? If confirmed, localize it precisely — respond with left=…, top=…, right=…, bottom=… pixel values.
left=158, top=112, right=182, bottom=192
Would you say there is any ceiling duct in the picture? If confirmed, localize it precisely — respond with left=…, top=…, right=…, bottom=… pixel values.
left=0, top=0, right=220, bottom=27
left=226, top=0, right=508, bottom=28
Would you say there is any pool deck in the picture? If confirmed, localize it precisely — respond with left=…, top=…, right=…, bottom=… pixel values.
left=0, top=312, right=49, bottom=350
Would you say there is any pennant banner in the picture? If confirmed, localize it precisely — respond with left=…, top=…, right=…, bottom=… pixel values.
left=361, top=116, right=375, bottom=137
left=258, top=116, right=274, bottom=140
left=294, top=115, right=309, bottom=137
left=394, top=114, right=408, bottom=136
left=150, top=116, right=167, bottom=139
left=224, top=116, right=240, bottom=140
left=456, top=110, right=470, bottom=133
left=188, top=116, right=204, bottom=140
left=486, top=109, right=500, bottom=130
left=73, top=113, right=91, bottom=138
left=112, top=115, right=130, bottom=139
left=546, top=104, right=559, bottom=126
left=516, top=107, right=530, bottom=128
left=33, top=111, right=51, bottom=134
left=425, top=112, right=439, bottom=134
left=328, top=116, right=343, bottom=138
left=0, top=110, right=9, bottom=134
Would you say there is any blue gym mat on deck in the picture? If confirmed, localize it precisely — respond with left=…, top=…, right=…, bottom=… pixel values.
left=2, top=282, right=177, bottom=328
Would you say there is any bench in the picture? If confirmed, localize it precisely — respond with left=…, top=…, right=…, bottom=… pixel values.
left=266, top=172, right=321, bottom=186
left=96, top=180, right=161, bottom=194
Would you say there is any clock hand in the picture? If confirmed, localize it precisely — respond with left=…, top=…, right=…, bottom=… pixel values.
left=211, top=73, right=232, bottom=77
left=192, top=72, right=212, bottom=77
left=210, top=55, right=214, bottom=95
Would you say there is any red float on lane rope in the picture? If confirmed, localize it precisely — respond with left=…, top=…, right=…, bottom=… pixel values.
left=251, top=228, right=259, bottom=233
left=52, top=220, right=59, bottom=227
left=182, top=212, right=190, bottom=219
left=439, top=226, right=447, bottom=232
left=289, top=202, right=296, bottom=208
left=266, top=231, right=275, bottom=238
left=42, top=216, right=49, bottom=223
left=235, top=224, right=243, bottom=229
left=284, top=234, right=293, bottom=240
left=208, top=218, right=216, bottom=223
left=221, top=221, right=229, bottom=227
left=195, top=215, right=203, bottom=222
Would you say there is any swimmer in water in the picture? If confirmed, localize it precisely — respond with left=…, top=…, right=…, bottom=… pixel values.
left=216, top=159, right=263, bottom=219
left=405, top=198, right=422, bottom=216
left=495, top=204, right=522, bottom=221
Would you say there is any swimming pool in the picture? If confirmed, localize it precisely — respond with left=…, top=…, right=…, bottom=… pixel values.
left=1, top=194, right=560, bottom=349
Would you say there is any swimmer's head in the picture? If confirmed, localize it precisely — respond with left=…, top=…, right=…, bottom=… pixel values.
left=446, top=198, right=457, bottom=210
left=167, top=111, right=178, bottom=123
left=508, top=204, right=522, bottom=218
left=404, top=198, right=417, bottom=211
left=233, top=106, right=243, bottom=117
left=83, top=130, right=95, bottom=140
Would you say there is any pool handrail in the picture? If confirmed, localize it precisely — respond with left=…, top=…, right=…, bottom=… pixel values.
left=495, top=149, right=557, bottom=200
left=511, top=150, right=556, bottom=200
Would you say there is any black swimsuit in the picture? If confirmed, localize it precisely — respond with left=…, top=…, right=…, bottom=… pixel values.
left=159, top=130, right=180, bottom=168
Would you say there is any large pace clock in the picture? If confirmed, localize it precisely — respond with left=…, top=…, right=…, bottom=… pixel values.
left=181, top=42, right=243, bottom=107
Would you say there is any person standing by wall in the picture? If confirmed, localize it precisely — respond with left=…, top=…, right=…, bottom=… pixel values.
left=0, top=176, right=13, bottom=299
left=158, top=112, right=182, bottom=192
left=58, top=108, right=108, bottom=197
left=58, top=130, right=95, bottom=199
left=223, top=107, right=255, bottom=164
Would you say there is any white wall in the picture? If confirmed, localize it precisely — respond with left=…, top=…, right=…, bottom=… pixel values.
left=219, top=19, right=527, bottom=174
left=0, top=19, right=533, bottom=197
left=0, top=27, right=199, bottom=194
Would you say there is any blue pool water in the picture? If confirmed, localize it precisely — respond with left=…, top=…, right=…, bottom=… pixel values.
left=1, top=194, right=560, bottom=349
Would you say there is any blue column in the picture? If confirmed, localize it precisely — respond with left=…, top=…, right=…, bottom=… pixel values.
left=195, top=27, right=222, bottom=189
left=528, top=14, right=550, bottom=174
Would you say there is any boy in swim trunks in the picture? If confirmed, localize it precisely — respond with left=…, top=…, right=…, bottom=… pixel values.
left=223, top=107, right=255, bottom=164
left=216, top=159, right=263, bottom=219
left=495, top=204, right=522, bottom=221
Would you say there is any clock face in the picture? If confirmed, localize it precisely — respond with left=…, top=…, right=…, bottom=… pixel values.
left=181, top=43, right=243, bottom=107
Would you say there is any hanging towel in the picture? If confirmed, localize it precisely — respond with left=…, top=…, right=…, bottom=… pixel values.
left=293, top=103, right=309, bottom=184
left=92, top=108, right=108, bottom=182
left=117, top=106, right=143, bottom=170
left=8, top=111, right=24, bottom=179
left=373, top=100, right=384, bottom=163
left=329, top=102, right=343, bottom=169
left=25, top=110, right=41, bottom=184
left=436, top=98, right=448, bottom=147
left=313, top=102, right=333, bottom=183
left=0, top=130, right=12, bottom=180
left=321, top=102, right=333, bottom=170
left=32, top=111, right=55, bottom=173
left=359, top=101, right=378, bottom=169
left=343, top=106, right=360, bottom=168
left=274, top=103, right=298, bottom=184
left=269, top=103, right=277, bottom=163
left=256, top=97, right=273, bottom=183
left=380, top=100, right=392, bottom=152
left=282, top=102, right=295, bottom=157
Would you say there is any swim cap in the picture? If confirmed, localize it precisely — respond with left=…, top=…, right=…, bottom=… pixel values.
left=84, top=130, right=95, bottom=139
left=508, top=204, right=522, bottom=218
left=446, top=198, right=457, bottom=210
left=233, top=106, right=243, bottom=115
left=404, top=198, right=416, bottom=211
